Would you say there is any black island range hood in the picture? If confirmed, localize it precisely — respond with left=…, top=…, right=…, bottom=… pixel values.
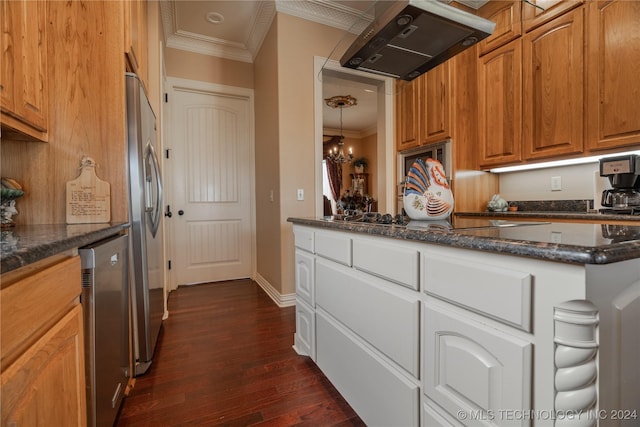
left=340, top=0, right=495, bottom=81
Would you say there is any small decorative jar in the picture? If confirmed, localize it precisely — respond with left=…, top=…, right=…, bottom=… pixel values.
left=1, top=188, right=24, bottom=228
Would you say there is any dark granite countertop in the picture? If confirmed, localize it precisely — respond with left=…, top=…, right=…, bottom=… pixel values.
left=1, top=223, right=129, bottom=273
left=287, top=216, right=640, bottom=265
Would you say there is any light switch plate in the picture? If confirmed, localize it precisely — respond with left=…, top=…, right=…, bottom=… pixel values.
left=297, top=189, right=304, bottom=201
left=551, top=176, right=562, bottom=191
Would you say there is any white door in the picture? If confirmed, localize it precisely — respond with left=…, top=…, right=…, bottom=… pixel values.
left=169, top=84, right=253, bottom=285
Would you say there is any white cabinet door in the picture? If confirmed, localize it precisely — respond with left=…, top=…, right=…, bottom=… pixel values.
left=294, top=249, right=315, bottom=307
left=316, top=311, right=419, bottom=427
left=294, top=298, right=315, bottom=360
left=424, top=303, right=532, bottom=426
left=316, top=259, right=420, bottom=377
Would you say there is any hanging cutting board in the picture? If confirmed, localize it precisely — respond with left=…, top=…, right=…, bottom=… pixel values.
left=66, top=157, right=111, bottom=224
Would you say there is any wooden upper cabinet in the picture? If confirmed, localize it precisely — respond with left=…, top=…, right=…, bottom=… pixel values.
left=396, top=78, right=422, bottom=151
left=586, top=0, right=640, bottom=152
left=522, top=7, right=584, bottom=160
left=0, top=0, right=48, bottom=141
left=421, top=61, right=452, bottom=145
left=477, top=0, right=522, bottom=56
left=478, top=40, right=522, bottom=168
left=124, top=0, right=148, bottom=88
left=522, top=0, right=583, bottom=32
left=395, top=62, right=451, bottom=152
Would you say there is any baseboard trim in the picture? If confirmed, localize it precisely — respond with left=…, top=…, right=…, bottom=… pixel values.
left=254, top=273, right=296, bottom=307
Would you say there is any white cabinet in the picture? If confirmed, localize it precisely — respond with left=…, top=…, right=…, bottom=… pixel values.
left=352, top=238, right=420, bottom=290
left=316, top=258, right=420, bottom=377
left=316, top=311, right=420, bottom=427
left=315, top=231, right=351, bottom=266
left=293, top=225, right=421, bottom=426
left=423, top=253, right=532, bottom=332
left=294, top=250, right=314, bottom=307
left=294, top=299, right=315, bottom=360
left=293, top=230, right=315, bottom=359
left=291, top=224, right=640, bottom=426
left=424, top=302, right=532, bottom=426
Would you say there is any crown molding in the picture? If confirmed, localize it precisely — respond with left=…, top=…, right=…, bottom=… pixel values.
left=161, top=0, right=373, bottom=62
left=275, top=0, right=373, bottom=35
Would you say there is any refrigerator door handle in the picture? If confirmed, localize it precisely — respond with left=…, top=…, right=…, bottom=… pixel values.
left=145, top=142, right=163, bottom=237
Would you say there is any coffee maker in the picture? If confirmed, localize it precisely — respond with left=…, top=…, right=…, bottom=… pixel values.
left=599, top=154, right=640, bottom=214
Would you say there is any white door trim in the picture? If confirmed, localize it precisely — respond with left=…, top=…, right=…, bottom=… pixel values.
left=313, top=56, right=396, bottom=216
left=165, top=76, right=256, bottom=290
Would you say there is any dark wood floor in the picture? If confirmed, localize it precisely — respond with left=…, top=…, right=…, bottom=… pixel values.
left=115, top=280, right=365, bottom=426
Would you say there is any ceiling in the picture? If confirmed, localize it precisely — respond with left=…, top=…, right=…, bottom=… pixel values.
left=160, top=0, right=488, bottom=132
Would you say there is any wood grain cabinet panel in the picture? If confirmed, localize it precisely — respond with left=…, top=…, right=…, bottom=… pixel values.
left=586, top=0, right=640, bottom=152
left=395, top=62, right=451, bottom=152
left=478, top=40, right=523, bottom=168
left=1, top=255, right=86, bottom=427
left=396, top=78, right=422, bottom=151
left=1, top=306, right=86, bottom=427
left=522, top=0, right=583, bottom=32
left=421, top=62, right=452, bottom=145
left=522, top=7, right=585, bottom=160
left=0, top=0, right=48, bottom=141
left=477, top=0, right=522, bottom=56
left=124, top=0, right=148, bottom=89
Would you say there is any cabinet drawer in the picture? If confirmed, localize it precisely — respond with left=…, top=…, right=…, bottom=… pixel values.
left=294, top=298, right=315, bottom=361
left=353, top=238, right=419, bottom=290
left=316, top=259, right=420, bottom=377
left=294, top=227, right=314, bottom=253
left=1, top=256, right=81, bottom=368
left=424, top=304, right=532, bottom=425
left=423, top=253, right=532, bottom=331
left=294, top=249, right=315, bottom=306
left=315, top=231, right=351, bottom=266
left=316, top=311, right=419, bottom=427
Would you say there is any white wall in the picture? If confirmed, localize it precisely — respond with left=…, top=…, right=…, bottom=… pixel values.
left=499, top=162, right=610, bottom=202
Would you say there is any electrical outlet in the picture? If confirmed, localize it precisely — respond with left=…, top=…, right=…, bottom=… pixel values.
left=551, top=176, right=562, bottom=191
left=297, top=189, right=304, bottom=201
left=551, top=231, right=562, bottom=243
left=269, top=190, right=274, bottom=203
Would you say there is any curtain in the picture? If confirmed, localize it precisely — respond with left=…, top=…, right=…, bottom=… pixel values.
left=325, top=159, right=342, bottom=203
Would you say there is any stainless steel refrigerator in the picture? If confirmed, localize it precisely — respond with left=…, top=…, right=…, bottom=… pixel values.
left=126, top=72, right=164, bottom=376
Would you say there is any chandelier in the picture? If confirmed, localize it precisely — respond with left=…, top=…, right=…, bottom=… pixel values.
left=325, top=95, right=357, bottom=164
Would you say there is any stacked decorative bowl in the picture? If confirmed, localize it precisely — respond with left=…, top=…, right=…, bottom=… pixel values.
left=1, top=178, right=24, bottom=228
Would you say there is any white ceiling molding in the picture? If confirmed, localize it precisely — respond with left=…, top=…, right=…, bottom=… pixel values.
left=160, top=1, right=276, bottom=63
left=274, top=0, right=374, bottom=35
left=160, top=0, right=373, bottom=62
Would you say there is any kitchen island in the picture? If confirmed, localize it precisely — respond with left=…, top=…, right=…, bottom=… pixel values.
left=288, top=216, right=640, bottom=426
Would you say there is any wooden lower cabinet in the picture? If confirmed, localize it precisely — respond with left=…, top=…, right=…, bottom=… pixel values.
left=1, top=305, right=86, bottom=426
left=1, top=255, right=86, bottom=427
